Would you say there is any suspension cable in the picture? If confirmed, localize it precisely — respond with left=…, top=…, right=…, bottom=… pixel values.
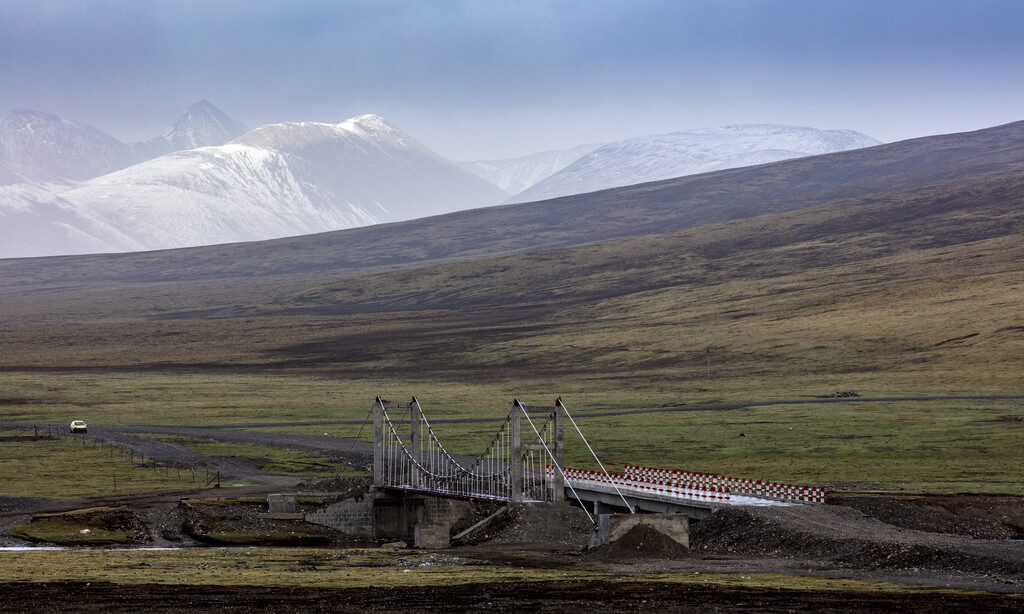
left=519, top=405, right=593, bottom=523
left=560, top=399, right=634, bottom=513
left=341, top=404, right=375, bottom=476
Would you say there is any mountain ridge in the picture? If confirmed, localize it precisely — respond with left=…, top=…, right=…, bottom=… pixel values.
left=507, top=124, right=881, bottom=203
left=3, top=118, right=1022, bottom=284
left=0, top=114, right=508, bottom=257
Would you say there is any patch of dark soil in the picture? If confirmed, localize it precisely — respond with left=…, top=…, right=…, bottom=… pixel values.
left=691, top=505, right=1024, bottom=579
left=831, top=494, right=1024, bottom=539
left=295, top=475, right=371, bottom=499
left=0, top=496, right=56, bottom=515
left=448, top=499, right=506, bottom=537
left=585, top=523, right=690, bottom=562
left=463, top=503, right=591, bottom=552
left=1, top=580, right=1022, bottom=613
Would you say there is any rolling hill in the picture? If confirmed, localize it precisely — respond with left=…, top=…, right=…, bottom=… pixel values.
left=3, top=118, right=1023, bottom=285
left=0, top=119, right=1023, bottom=409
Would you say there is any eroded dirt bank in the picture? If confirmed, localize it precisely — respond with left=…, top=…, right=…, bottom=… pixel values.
left=1, top=580, right=1022, bottom=614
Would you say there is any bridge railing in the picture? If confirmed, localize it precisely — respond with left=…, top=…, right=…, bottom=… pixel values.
left=623, top=464, right=825, bottom=503
left=554, top=464, right=825, bottom=505
left=554, top=466, right=731, bottom=503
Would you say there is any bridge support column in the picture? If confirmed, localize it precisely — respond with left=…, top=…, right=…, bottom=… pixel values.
left=552, top=398, right=565, bottom=502
left=511, top=400, right=522, bottom=503
left=410, top=396, right=421, bottom=489
left=373, top=397, right=384, bottom=488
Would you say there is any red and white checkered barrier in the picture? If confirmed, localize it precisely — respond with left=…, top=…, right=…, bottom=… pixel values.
left=553, top=466, right=731, bottom=502
left=554, top=464, right=825, bottom=504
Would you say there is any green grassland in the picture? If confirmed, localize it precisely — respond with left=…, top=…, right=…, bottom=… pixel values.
left=0, top=430, right=200, bottom=500
left=136, top=434, right=363, bottom=476
left=255, top=398, right=1023, bottom=494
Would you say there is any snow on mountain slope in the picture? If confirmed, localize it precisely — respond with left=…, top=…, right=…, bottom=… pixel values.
left=0, top=109, right=136, bottom=181
left=461, top=143, right=603, bottom=195
left=57, top=143, right=383, bottom=250
left=130, top=100, right=249, bottom=160
left=0, top=159, right=75, bottom=212
left=507, top=125, right=882, bottom=203
left=0, top=158, right=143, bottom=257
left=230, top=114, right=507, bottom=221
left=7, top=114, right=507, bottom=255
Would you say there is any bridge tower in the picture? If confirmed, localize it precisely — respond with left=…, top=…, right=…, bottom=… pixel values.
left=510, top=398, right=565, bottom=502
left=372, top=396, right=565, bottom=503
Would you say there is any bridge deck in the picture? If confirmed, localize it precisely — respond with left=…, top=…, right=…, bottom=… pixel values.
left=567, top=481, right=801, bottom=520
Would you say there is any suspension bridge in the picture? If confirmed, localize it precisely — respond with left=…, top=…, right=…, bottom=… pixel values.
left=372, top=397, right=822, bottom=522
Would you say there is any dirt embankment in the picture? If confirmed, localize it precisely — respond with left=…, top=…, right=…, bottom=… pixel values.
left=2, top=579, right=1021, bottom=614
left=689, top=500, right=1024, bottom=581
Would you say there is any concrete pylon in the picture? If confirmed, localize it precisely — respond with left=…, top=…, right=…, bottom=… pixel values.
left=511, top=399, right=523, bottom=503
left=373, top=397, right=384, bottom=488
left=552, top=397, right=566, bottom=502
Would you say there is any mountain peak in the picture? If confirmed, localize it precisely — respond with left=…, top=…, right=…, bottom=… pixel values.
left=128, top=101, right=247, bottom=160
left=347, top=113, right=387, bottom=124
left=507, top=124, right=881, bottom=203
left=0, top=108, right=135, bottom=181
left=162, top=100, right=248, bottom=144
left=336, top=114, right=401, bottom=137
left=233, top=114, right=419, bottom=153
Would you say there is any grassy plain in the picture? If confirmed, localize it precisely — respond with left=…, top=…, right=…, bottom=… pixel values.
left=250, top=398, right=1024, bottom=494
left=136, top=434, right=361, bottom=476
left=0, top=429, right=199, bottom=500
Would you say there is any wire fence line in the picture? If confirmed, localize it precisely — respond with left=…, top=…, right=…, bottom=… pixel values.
left=2, top=423, right=224, bottom=493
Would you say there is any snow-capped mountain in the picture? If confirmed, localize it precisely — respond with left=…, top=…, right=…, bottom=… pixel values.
left=506, top=125, right=882, bottom=203
left=0, top=114, right=506, bottom=257
left=130, top=100, right=249, bottom=160
left=1, top=101, right=248, bottom=186
left=0, top=109, right=136, bottom=181
left=230, top=115, right=505, bottom=222
left=461, top=143, right=602, bottom=196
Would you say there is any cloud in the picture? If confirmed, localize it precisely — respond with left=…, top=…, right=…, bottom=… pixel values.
left=3, top=0, right=1024, bottom=159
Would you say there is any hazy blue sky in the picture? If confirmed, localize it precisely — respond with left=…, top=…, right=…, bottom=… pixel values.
left=2, top=0, right=1023, bottom=159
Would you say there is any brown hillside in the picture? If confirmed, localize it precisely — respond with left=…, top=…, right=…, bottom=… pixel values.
left=3, top=120, right=1024, bottom=287
left=0, top=166, right=1021, bottom=397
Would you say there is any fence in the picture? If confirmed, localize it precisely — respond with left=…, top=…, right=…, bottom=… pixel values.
left=3, top=424, right=224, bottom=493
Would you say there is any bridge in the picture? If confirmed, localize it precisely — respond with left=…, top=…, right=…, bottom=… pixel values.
left=372, top=397, right=823, bottom=522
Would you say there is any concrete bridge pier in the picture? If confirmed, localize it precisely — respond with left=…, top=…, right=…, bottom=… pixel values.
left=588, top=513, right=690, bottom=549
left=306, top=488, right=478, bottom=548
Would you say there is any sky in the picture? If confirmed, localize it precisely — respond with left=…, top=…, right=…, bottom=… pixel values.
left=2, top=0, right=1024, bottom=161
